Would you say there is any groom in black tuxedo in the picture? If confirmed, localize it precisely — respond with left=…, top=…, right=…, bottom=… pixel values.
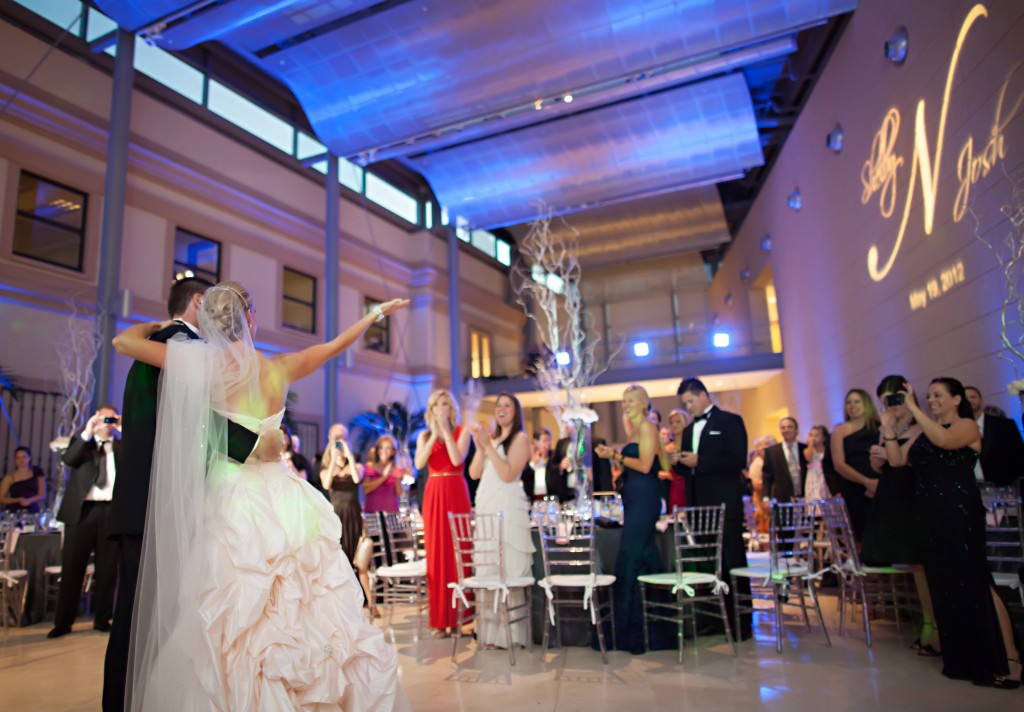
left=102, top=278, right=268, bottom=712
left=676, top=377, right=752, bottom=640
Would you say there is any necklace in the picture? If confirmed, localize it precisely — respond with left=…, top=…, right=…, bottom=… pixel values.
left=892, top=418, right=912, bottom=438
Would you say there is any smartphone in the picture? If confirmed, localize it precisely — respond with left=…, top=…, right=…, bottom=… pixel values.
left=103, top=416, right=119, bottom=424
left=334, top=441, right=342, bottom=449
left=883, top=393, right=905, bottom=407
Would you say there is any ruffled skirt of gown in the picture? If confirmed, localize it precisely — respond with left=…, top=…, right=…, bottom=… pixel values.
left=175, top=458, right=408, bottom=711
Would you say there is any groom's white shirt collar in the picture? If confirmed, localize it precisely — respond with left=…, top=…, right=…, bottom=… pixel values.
left=175, top=318, right=200, bottom=336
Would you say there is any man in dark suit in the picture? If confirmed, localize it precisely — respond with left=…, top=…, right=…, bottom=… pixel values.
left=761, top=417, right=807, bottom=502
left=676, top=377, right=751, bottom=639
left=966, top=386, right=1024, bottom=486
left=50, top=405, right=122, bottom=638
left=102, top=278, right=268, bottom=712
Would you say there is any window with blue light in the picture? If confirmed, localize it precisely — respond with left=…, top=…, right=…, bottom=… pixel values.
left=85, top=6, right=115, bottom=41
left=495, top=239, right=511, bottom=267
left=15, top=0, right=82, bottom=34
left=471, top=230, right=496, bottom=258
left=207, top=80, right=295, bottom=154
left=296, top=132, right=326, bottom=160
left=173, top=229, right=220, bottom=283
left=339, top=159, right=364, bottom=193
left=424, top=201, right=434, bottom=230
left=133, top=39, right=205, bottom=104
left=13, top=171, right=87, bottom=272
left=365, top=173, right=418, bottom=224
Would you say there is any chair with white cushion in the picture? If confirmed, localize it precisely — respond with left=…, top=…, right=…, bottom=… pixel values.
left=819, top=497, right=911, bottom=646
left=373, top=511, right=427, bottom=640
left=639, top=504, right=737, bottom=661
left=536, top=513, right=616, bottom=663
left=730, top=499, right=832, bottom=653
left=448, top=512, right=535, bottom=665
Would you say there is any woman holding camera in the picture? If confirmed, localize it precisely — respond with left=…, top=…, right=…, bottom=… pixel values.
left=320, top=423, right=363, bottom=565
left=884, top=377, right=1020, bottom=688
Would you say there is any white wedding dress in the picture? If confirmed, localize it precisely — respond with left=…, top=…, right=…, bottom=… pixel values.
left=473, top=442, right=535, bottom=649
left=128, top=286, right=408, bottom=711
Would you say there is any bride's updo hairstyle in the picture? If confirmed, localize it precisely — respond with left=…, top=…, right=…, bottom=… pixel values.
left=203, top=281, right=253, bottom=341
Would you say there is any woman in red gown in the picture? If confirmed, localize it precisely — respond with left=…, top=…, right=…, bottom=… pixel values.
left=414, top=389, right=472, bottom=637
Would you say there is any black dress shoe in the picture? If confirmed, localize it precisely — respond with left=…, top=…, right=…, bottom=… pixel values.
left=93, top=622, right=112, bottom=632
left=47, top=627, right=71, bottom=639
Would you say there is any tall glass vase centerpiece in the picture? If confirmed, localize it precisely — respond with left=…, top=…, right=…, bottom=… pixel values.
left=562, top=405, right=599, bottom=519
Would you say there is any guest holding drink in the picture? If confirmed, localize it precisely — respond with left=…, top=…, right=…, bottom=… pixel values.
left=830, top=389, right=880, bottom=541
left=596, top=385, right=670, bottom=653
left=545, top=436, right=575, bottom=503
left=522, top=427, right=552, bottom=501
left=415, top=389, right=472, bottom=638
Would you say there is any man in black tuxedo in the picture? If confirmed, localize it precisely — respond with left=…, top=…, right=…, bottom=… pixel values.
left=761, top=417, right=807, bottom=502
left=50, top=405, right=122, bottom=638
left=102, top=278, right=269, bottom=712
left=676, top=377, right=752, bottom=640
left=965, top=386, right=1024, bottom=486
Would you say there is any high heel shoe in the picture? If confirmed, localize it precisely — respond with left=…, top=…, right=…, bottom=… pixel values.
left=993, top=658, right=1022, bottom=690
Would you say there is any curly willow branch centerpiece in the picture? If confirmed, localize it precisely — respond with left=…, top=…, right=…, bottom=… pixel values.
left=512, top=205, right=613, bottom=513
left=974, top=170, right=1024, bottom=411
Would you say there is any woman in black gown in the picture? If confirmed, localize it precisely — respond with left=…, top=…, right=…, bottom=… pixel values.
left=595, top=385, right=669, bottom=654
left=830, top=389, right=880, bottom=541
left=865, top=375, right=939, bottom=654
left=885, top=377, right=1020, bottom=688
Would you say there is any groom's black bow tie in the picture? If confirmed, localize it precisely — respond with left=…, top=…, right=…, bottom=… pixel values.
left=693, top=412, right=711, bottom=423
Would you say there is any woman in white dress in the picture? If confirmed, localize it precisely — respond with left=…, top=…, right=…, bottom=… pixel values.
left=112, top=282, right=410, bottom=711
left=468, top=393, right=534, bottom=649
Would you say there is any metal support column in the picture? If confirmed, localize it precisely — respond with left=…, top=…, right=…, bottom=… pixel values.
left=324, top=156, right=340, bottom=429
left=447, top=227, right=462, bottom=400
left=92, top=28, right=135, bottom=410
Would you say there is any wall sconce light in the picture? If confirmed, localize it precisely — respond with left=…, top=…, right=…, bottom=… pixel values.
left=555, top=351, right=571, bottom=366
left=740, top=269, right=751, bottom=282
left=760, top=234, right=773, bottom=253
left=632, top=341, right=650, bottom=357
left=712, top=332, right=731, bottom=349
left=885, top=26, right=909, bottom=65
left=826, top=124, right=844, bottom=153
left=788, top=188, right=802, bottom=212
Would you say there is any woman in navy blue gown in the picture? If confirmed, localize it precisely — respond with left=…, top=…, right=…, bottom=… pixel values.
left=596, top=385, right=669, bottom=653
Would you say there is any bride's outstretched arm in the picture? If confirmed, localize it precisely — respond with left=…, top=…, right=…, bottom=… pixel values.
left=275, top=298, right=409, bottom=383
left=112, top=321, right=174, bottom=367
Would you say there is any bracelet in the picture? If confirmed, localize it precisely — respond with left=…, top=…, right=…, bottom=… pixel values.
left=614, top=451, right=624, bottom=465
left=371, top=305, right=385, bottom=323
left=882, top=435, right=898, bottom=442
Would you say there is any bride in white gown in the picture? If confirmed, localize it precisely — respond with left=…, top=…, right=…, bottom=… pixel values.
left=112, top=282, right=410, bottom=711
left=468, top=393, right=535, bottom=649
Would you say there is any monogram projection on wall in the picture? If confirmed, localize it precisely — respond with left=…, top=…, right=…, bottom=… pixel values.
left=859, top=3, right=1023, bottom=295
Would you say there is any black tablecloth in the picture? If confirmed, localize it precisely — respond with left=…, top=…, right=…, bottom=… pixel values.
left=529, top=526, right=673, bottom=646
left=13, top=530, right=62, bottom=625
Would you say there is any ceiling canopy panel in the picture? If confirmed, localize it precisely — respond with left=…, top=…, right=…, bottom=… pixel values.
left=97, top=0, right=856, bottom=159
left=506, top=185, right=732, bottom=269
left=410, top=73, right=761, bottom=229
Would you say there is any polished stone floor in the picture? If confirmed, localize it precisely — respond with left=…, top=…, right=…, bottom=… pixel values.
left=0, top=594, right=1016, bottom=711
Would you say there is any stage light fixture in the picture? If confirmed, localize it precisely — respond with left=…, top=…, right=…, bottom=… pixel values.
left=760, top=234, right=773, bottom=252
left=826, top=124, right=844, bottom=153
left=563, top=94, right=573, bottom=103
left=555, top=351, right=571, bottom=366
left=740, top=269, right=752, bottom=282
left=885, top=27, right=909, bottom=65
left=633, top=341, right=650, bottom=357
left=712, top=332, right=730, bottom=348
left=788, top=188, right=802, bottom=212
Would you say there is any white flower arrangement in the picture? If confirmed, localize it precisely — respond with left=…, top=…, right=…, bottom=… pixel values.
left=1006, top=379, right=1024, bottom=396
left=560, top=406, right=599, bottom=424
left=48, top=436, right=71, bottom=452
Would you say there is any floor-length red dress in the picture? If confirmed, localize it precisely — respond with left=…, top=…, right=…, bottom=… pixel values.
left=422, top=427, right=473, bottom=630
